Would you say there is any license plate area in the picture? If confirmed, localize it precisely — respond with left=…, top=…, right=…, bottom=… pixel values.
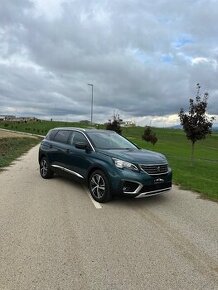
left=154, top=178, right=164, bottom=184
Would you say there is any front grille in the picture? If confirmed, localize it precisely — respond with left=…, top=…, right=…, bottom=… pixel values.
left=140, top=164, right=168, bottom=175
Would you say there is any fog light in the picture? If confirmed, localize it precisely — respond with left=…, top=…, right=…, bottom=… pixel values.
left=123, top=181, right=140, bottom=193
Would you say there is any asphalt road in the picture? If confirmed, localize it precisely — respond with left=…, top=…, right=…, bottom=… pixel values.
left=0, top=145, right=218, bottom=290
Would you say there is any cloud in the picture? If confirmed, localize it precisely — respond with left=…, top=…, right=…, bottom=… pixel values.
left=0, top=0, right=217, bottom=127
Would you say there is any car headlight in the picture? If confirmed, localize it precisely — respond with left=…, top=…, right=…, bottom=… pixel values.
left=112, top=158, right=139, bottom=171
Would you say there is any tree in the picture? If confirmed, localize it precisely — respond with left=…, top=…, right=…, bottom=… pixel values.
left=179, top=84, right=215, bottom=165
left=106, top=113, right=122, bottom=135
left=142, top=126, right=158, bottom=145
left=79, top=120, right=90, bottom=125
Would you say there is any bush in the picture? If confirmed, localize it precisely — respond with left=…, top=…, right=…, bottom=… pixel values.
left=106, top=113, right=122, bottom=135
left=142, top=126, right=158, bottom=145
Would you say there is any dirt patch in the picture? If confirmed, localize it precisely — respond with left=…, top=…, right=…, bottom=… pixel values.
left=0, top=129, right=37, bottom=139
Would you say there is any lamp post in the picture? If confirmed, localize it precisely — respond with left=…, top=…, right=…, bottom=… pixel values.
left=88, top=83, right=94, bottom=125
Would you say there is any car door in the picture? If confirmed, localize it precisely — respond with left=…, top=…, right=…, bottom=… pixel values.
left=64, top=131, right=93, bottom=179
left=51, top=130, right=71, bottom=168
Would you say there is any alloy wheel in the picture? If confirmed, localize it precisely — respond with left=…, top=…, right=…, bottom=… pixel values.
left=40, top=159, right=48, bottom=177
left=90, top=173, right=106, bottom=199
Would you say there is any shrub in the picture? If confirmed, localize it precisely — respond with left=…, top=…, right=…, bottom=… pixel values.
left=142, top=126, right=158, bottom=145
left=106, top=113, right=122, bottom=135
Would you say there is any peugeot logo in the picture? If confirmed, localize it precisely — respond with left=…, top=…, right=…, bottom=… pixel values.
left=157, top=166, right=161, bottom=172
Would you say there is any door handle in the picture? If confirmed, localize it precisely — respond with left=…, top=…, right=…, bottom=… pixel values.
left=66, top=149, right=70, bottom=154
left=49, top=144, right=53, bottom=149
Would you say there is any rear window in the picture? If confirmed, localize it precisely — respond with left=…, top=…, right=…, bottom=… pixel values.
left=46, top=129, right=58, bottom=141
left=53, top=130, right=71, bottom=144
left=70, top=131, right=89, bottom=146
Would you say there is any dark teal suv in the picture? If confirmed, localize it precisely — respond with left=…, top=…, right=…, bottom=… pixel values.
left=39, top=128, right=172, bottom=203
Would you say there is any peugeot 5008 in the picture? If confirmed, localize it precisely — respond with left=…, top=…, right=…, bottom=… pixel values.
left=39, top=128, right=172, bottom=203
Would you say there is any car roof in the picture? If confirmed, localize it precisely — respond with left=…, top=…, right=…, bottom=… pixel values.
left=50, top=127, right=116, bottom=134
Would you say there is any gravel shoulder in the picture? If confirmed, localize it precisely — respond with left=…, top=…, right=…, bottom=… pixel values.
left=0, top=145, right=218, bottom=290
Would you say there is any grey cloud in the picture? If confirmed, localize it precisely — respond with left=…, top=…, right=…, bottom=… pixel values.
left=0, top=0, right=33, bottom=26
left=0, top=0, right=217, bottom=125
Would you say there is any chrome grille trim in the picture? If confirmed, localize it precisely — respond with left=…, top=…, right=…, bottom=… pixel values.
left=135, top=187, right=171, bottom=198
left=139, top=163, right=168, bottom=175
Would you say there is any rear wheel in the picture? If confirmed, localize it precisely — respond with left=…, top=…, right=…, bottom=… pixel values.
left=40, top=157, right=54, bottom=179
left=89, top=170, right=112, bottom=203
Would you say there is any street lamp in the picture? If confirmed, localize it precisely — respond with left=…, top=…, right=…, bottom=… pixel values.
left=88, top=83, right=94, bottom=125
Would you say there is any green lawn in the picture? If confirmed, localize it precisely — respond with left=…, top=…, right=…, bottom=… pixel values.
left=0, top=120, right=88, bottom=136
left=122, top=127, right=218, bottom=201
left=0, top=137, right=40, bottom=169
left=0, top=120, right=217, bottom=200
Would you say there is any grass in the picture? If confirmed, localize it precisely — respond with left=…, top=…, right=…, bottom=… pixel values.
left=0, top=120, right=89, bottom=136
left=0, top=120, right=217, bottom=201
left=122, top=127, right=218, bottom=201
left=0, top=137, right=40, bottom=169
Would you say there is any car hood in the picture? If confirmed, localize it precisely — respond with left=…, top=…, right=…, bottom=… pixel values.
left=97, top=148, right=167, bottom=164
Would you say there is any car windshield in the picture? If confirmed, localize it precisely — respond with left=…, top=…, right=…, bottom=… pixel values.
left=87, top=131, right=137, bottom=150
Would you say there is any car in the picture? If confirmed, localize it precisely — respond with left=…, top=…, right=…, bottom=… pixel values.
left=38, top=127, right=172, bottom=203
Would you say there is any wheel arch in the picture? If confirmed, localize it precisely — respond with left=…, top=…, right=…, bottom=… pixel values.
left=38, top=152, right=46, bottom=164
left=87, top=166, right=111, bottom=185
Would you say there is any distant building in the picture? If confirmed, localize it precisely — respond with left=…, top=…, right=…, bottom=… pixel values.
left=123, top=120, right=136, bottom=127
left=16, top=117, right=38, bottom=122
left=0, top=115, right=16, bottom=121
left=0, top=115, right=38, bottom=122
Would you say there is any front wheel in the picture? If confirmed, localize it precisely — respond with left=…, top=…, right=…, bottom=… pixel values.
left=88, top=170, right=112, bottom=203
left=40, top=157, right=54, bottom=179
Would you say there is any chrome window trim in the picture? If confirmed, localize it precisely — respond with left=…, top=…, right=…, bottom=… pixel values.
left=48, top=128, right=95, bottom=152
left=51, top=165, right=84, bottom=179
left=72, top=129, right=95, bottom=152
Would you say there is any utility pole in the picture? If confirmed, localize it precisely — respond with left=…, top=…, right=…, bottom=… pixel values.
left=88, top=83, right=94, bottom=125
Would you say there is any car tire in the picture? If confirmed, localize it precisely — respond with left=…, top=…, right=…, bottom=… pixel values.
left=89, top=170, right=112, bottom=203
left=40, top=157, right=54, bottom=179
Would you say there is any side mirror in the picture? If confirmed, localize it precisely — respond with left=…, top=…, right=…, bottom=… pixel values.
left=75, top=142, right=89, bottom=150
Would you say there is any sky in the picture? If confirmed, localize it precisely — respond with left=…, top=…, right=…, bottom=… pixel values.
left=0, top=0, right=218, bottom=127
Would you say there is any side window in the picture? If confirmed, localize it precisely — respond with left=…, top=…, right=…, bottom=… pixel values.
left=46, top=129, right=58, bottom=141
left=53, top=130, right=71, bottom=144
left=70, top=132, right=88, bottom=146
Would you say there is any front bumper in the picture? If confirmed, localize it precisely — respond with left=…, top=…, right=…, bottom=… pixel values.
left=135, top=184, right=171, bottom=198
left=111, top=168, right=172, bottom=198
